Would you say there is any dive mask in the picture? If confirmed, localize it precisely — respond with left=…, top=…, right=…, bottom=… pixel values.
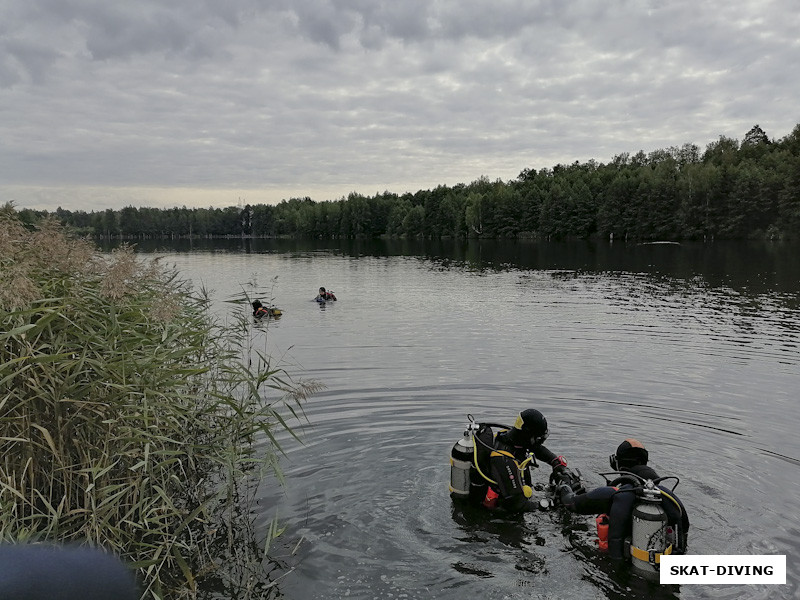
left=531, top=429, right=549, bottom=447
left=609, top=453, right=618, bottom=471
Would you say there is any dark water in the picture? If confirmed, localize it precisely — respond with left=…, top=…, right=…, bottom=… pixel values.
left=133, top=239, right=800, bottom=599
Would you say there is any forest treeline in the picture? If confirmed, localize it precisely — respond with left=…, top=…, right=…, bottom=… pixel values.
left=15, top=123, right=800, bottom=240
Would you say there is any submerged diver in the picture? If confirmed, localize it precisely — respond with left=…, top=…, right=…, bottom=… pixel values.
left=316, top=287, right=337, bottom=302
left=450, top=409, right=583, bottom=513
left=557, top=438, right=689, bottom=573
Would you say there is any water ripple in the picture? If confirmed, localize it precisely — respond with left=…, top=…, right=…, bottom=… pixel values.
left=159, top=249, right=800, bottom=600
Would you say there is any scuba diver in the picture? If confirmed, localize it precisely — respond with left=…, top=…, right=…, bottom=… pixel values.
left=450, top=410, right=583, bottom=513
left=252, top=299, right=281, bottom=318
left=556, top=438, right=690, bottom=579
left=316, top=287, right=337, bottom=302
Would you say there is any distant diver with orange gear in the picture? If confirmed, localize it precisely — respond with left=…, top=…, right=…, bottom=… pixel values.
left=251, top=299, right=281, bottom=318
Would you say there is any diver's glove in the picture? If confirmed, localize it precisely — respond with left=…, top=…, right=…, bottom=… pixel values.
left=551, top=465, right=585, bottom=494
left=551, top=462, right=567, bottom=485
left=569, top=474, right=585, bottom=494
left=557, top=482, right=576, bottom=508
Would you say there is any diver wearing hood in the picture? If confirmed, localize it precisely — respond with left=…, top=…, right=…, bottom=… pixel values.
left=468, top=409, right=582, bottom=513
left=316, top=287, right=337, bottom=301
left=557, top=438, right=690, bottom=565
left=252, top=300, right=270, bottom=318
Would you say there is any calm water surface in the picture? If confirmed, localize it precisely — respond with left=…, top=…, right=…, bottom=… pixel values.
left=136, top=239, right=800, bottom=600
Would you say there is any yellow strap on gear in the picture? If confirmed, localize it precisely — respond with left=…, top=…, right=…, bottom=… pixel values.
left=630, top=544, right=673, bottom=564
left=490, top=450, right=516, bottom=459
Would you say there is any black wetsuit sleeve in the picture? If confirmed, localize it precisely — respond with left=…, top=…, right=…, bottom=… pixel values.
left=607, top=489, right=636, bottom=561
left=532, top=443, right=558, bottom=466
left=569, top=486, right=616, bottom=515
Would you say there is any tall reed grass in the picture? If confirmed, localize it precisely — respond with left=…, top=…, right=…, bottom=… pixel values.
left=0, top=206, right=319, bottom=598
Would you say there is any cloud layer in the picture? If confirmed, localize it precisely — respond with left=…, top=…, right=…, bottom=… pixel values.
left=2, top=0, right=799, bottom=210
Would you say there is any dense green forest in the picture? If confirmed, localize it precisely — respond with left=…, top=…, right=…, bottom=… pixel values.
left=15, top=123, right=800, bottom=240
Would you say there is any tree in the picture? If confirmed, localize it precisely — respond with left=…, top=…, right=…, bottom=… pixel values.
left=539, top=181, right=568, bottom=239
left=567, top=181, right=596, bottom=238
left=721, top=165, right=761, bottom=236
left=491, top=181, right=522, bottom=238
left=778, top=155, right=800, bottom=237
left=514, top=180, right=543, bottom=235
left=402, top=205, right=425, bottom=237
left=742, top=124, right=770, bottom=147
left=240, top=204, right=253, bottom=236
left=386, top=198, right=412, bottom=237
left=741, top=125, right=772, bottom=162
left=703, top=136, right=740, bottom=166
left=37, top=121, right=800, bottom=241
left=596, top=170, right=640, bottom=239
left=776, top=123, right=800, bottom=156
left=672, top=143, right=701, bottom=169
left=464, top=192, right=483, bottom=236
left=118, top=206, right=140, bottom=237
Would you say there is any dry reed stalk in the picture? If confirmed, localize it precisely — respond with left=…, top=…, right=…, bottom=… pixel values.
left=1, top=207, right=319, bottom=599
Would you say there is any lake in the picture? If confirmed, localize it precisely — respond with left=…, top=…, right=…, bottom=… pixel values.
left=130, top=238, right=800, bottom=600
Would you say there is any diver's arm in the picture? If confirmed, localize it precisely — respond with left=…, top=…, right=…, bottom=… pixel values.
left=532, top=443, right=558, bottom=466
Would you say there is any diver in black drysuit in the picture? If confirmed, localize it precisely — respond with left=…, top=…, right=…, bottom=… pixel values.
left=557, top=438, right=690, bottom=562
left=316, top=287, right=337, bottom=301
left=470, top=409, right=583, bottom=513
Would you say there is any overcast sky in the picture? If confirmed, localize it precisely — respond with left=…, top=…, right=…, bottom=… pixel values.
left=2, top=0, right=799, bottom=212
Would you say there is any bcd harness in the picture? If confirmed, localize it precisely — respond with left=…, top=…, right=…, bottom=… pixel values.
left=630, top=542, right=673, bottom=564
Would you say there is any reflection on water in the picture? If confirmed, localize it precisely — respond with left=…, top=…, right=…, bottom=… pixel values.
left=129, top=240, right=800, bottom=600
left=116, top=237, right=800, bottom=301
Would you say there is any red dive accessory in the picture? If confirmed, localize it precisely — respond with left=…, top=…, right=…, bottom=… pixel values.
left=596, top=514, right=609, bottom=551
left=482, top=487, right=499, bottom=509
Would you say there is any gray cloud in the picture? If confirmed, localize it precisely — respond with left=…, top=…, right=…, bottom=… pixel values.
left=1, top=0, right=799, bottom=211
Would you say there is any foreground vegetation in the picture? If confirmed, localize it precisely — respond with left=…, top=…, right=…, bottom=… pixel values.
left=0, top=206, right=319, bottom=598
left=16, top=123, right=800, bottom=241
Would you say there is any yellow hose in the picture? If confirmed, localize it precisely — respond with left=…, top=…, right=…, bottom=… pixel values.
left=660, top=488, right=683, bottom=518
left=472, top=437, right=498, bottom=485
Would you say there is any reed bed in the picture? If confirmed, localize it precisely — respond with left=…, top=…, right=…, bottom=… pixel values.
left=0, top=206, right=318, bottom=598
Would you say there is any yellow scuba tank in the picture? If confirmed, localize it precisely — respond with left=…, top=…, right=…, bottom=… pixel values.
left=630, top=481, right=671, bottom=580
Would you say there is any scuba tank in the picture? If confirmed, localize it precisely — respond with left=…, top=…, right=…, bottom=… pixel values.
left=629, top=480, right=671, bottom=580
left=449, top=432, right=474, bottom=499
left=449, top=417, right=480, bottom=500
left=449, top=414, right=540, bottom=506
